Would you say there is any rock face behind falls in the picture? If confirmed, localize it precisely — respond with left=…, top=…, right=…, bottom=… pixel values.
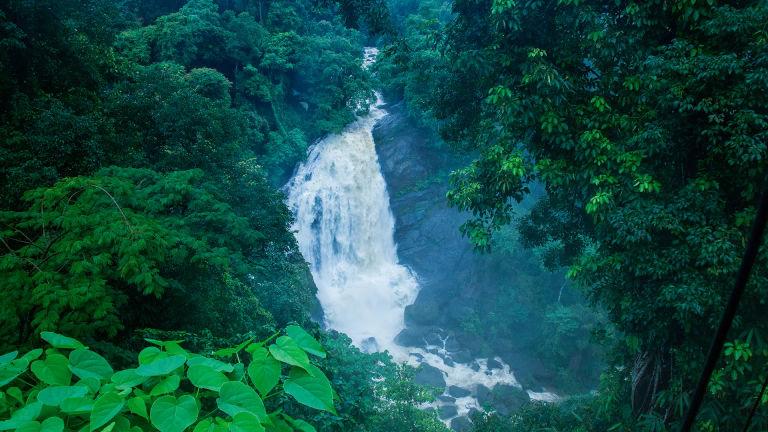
left=372, top=101, right=563, bottom=390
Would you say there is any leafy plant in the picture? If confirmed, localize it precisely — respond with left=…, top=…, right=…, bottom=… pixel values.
left=0, top=326, right=335, bottom=432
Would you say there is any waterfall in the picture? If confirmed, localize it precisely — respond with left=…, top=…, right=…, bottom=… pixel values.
left=285, top=89, right=418, bottom=354
left=285, top=48, right=557, bottom=424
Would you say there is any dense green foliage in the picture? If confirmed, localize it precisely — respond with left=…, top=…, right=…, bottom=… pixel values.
left=0, top=1, right=456, bottom=431
left=0, top=167, right=311, bottom=349
left=0, top=327, right=337, bottom=432
left=381, top=0, right=768, bottom=429
left=0, top=0, right=374, bottom=346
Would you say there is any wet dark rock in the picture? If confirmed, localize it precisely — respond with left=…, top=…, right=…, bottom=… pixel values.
left=450, top=350, right=473, bottom=364
left=448, top=386, right=471, bottom=398
left=476, top=385, right=491, bottom=406
left=470, top=361, right=481, bottom=372
left=487, top=359, right=503, bottom=370
left=414, top=364, right=446, bottom=390
left=475, top=384, right=530, bottom=415
left=395, top=326, right=431, bottom=347
left=467, top=408, right=482, bottom=420
left=443, top=358, right=455, bottom=367
left=438, top=395, right=456, bottom=403
left=438, top=404, right=458, bottom=419
left=450, top=416, right=474, bottom=432
left=514, top=368, right=543, bottom=392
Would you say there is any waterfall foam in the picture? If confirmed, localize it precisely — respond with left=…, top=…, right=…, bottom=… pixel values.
left=285, top=47, right=558, bottom=426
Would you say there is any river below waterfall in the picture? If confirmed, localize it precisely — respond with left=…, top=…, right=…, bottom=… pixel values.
left=285, top=48, right=557, bottom=429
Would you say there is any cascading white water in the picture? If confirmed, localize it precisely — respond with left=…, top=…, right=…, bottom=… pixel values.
left=285, top=48, right=557, bottom=424
left=285, top=90, right=418, bottom=353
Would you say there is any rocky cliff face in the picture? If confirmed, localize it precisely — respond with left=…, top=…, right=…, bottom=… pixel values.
left=372, top=102, right=565, bottom=394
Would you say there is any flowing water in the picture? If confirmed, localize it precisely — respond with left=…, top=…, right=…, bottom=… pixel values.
left=285, top=48, right=557, bottom=424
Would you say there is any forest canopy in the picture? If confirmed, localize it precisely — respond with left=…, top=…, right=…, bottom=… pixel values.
left=1, top=0, right=767, bottom=431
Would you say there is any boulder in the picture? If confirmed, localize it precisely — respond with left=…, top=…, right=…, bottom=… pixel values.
left=475, top=385, right=492, bottom=407
left=450, top=416, right=473, bottom=432
left=395, top=327, right=430, bottom=347
left=486, top=358, right=503, bottom=370
left=491, top=384, right=531, bottom=416
left=450, top=350, right=473, bottom=364
left=414, top=364, right=446, bottom=390
left=438, top=404, right=458, bottom=420
left=438, top=395, right=456, bottom=403
left=476, top=384, right=530, bottom=415
left=447, top=386, right=471, bottom=398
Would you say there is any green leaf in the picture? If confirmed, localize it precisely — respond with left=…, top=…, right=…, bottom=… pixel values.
left=187, top=365, right=228, bottom=391
left=186, top=357, right=234, bottom=373
left=138, top=347, right=166, bottom=366
left=136, top=355, right=185, bottom=377
left=150, top=374, right=181, bottom=396
left=0, top=359, right=28, bottom=388
left=31, top=354, right=71, bottom=386
left=20, top=350, right=43, bottom=363
left=285, top=326, right=325, bottom=358
left=15, top=421, right=40, bottom=432
left=39, top=417, right=64, bottom=432
left=229, top=412, right=264, bottom=432
left=0, top=401, right=42, bottom=430
left=216, top=382, right=267, bottom=422
left=127, top=397, right=148, bottom=419
left=282, top=414, right=316, bottom=432
left=111, top=369, right=149, bottom=390
left=283, top=365, right=336, bottom=414
left=70, top=349, right=114, bottom=380
left=0, top=351, right=17, bottom=367
left=90, top=391, right=125, bottom=431
left=150, top=395, right=199, bottom=432
left=37, top=386, right=88, bottom=406
left=268, top=337, right=310, bottom=372
left=213, top=338, right=254, bottom=358
left=60, top=397, right=94, bottom=414
left=246, top=347, right=280, bottom=397
left=41, top=333, right=86, bottom=350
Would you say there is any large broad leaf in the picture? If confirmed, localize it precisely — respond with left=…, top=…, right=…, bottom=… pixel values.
left=15, top=421, right=40, bottom=432
left=0, top=401, right=42, bottom=430
left=90, top=391, right=125, bottom=431
left=229, top=412, right=265, bottom=432
left=268, top=337, right=310, bottom=372
left=150, top=374, right=181, bottom=396
left=126, top=397, right=148, bottom=420
left=69, top=349, right=113, bottom=380
left=138, top=347, right=166, bottom=365
left=136, top=355, right=186, bottom=377
left=111, top=369, right=149, bottom=390
left=283, top=365, right=336, bottom=414
left=213, top=338, right=254, bottom=358
left=40, top=333, right=86, bottom=350
left=37, top=386, right=88, bottom=406
left=0, top=359, right=28, bottom=387
left=246, top=347, right=280, bottom=397
left=0, top=351, right=17, bottom=367
left=285, top=326, right=326, bottom=358
left=281, top=414, right=317, bottom=432
left=192, top=419, right=228, bottom=432
left=150, top=395, right=198, bottom=432
left=60, top=397, right=94, bottom=414
left=39, top=417, right=64, bottom=432
left=187, top=365, right=228, bottom=391
left=31, top=355, right=71, bottom=386
left=186, top=357, right=234, bottom=373
left=216, top=382, right=267, bottom=422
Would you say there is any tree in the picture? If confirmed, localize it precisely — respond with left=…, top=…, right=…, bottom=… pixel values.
left=384, top=0, right=768, bottom=429
left=0, top=167, right=315, bottom=351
